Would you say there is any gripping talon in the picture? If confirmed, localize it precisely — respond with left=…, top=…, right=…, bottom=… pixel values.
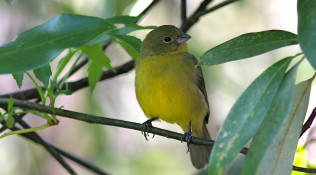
left=182, top=122, right=193, bottom=152
left=141, top=117, right=158, bottom=140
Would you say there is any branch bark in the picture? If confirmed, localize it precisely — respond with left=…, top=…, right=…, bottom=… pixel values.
left=1, top=98, right=315, bottom=173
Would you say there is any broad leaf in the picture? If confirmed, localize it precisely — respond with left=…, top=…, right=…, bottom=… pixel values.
left=33, top=64, right=52, bottom=85
left=271, top=79, right=311, bottom=175
left=208, top=57, right=292, bottom=175
left=199, top=30, right=298, bottom=66
left=298, top=0, right=316, bottom=70
left=241, top=63, right=299, bottom=175
left=107, top=15, right=140, bottom=25
left=0, top=14, right=114, bottom=74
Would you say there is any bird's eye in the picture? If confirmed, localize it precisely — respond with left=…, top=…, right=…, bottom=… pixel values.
left=163, top=37, right=172, bottom=43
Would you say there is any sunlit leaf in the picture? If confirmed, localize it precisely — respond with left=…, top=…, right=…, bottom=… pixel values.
left=0, top=14, right=114, bottom=74
left=208, top=57, right=292, bottom=175
left=297, top=0, right=316, bottom=70
left=199, top=30, right=298, bottom=66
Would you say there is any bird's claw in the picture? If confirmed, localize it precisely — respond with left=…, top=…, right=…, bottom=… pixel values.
left=181, top=122, right=193, bottom=153
left=141, top=117, right=158, bottom=141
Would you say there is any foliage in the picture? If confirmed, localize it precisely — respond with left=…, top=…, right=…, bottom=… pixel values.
left=0, top=0, right=315, bottom=175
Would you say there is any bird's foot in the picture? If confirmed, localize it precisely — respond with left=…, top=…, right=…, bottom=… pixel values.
left=141, top=117, right=158, bottom=141
left=181, top=123, right=193, bottom=153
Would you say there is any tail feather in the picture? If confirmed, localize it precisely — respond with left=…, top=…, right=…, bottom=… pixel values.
left=189, top=125, right=212, bottom=169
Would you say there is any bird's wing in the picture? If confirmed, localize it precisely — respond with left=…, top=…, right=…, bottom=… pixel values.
left=195, top=65, right=210, bottom=124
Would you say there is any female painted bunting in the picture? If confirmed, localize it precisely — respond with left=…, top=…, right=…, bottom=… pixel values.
left=135, top=25, right=211, bottom=169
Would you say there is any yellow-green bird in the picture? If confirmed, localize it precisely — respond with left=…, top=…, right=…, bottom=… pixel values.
left=135, top=25, right=211, bottom=169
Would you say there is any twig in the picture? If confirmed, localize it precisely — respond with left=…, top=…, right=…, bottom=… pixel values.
left=10, top=115, right=78, bottom=175
left=293, top=165, right=316, bottom=173
left=10, top=124, right=108, bottom=175
left=181, top=0, right=187, bottom=24
left=181, top=0, right=239, bottom=32
left=300, top=106, right=316, bottom=137
left=1, top=98, right=316, bottom=173
left=0, top=60, right=135, bottom=100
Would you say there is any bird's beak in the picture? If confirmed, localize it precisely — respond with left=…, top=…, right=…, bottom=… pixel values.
left=176, top=33, right=191, bottom=44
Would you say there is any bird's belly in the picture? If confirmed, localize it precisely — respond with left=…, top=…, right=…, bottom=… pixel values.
left=136, top=72, right=207, bottom=128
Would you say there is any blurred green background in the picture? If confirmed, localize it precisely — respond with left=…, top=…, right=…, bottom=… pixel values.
left=0, top=0, right=315, bottom=175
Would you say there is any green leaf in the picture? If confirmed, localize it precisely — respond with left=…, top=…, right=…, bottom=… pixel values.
left=33, top=64, right=52, bottom=85
left=6, top=114, right=15, bottom=128
left=107, top=15, right=140, bottom=25
left=7, top=98, right=14, bottom=111
left=52, top=49, right=76, bottom=84
left=271, top=79, right=311, bottom=174
left=297, top=0, right=316, bottom=70
left=87, top=59, right=103, bottom=91
left=199, top=30, right=298, bottom=66
left=12, top=72, right=24, bottom=88
left=208, top=57, right=292, bottom=175
left=241, top=63, right=299, bottom=175
left=112, top=25, right=155, bottom=36
left=113, top=35, right=141, bottom=59
left=80, top=44, right=114, bottom=71
left=0, top=14, right=114, bottom=74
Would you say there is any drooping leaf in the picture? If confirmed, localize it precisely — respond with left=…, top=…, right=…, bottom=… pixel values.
left=0, top=14, right=114, bottom=74
left=87, top=59, right=103, bottom=91
left=113, top=35, right=141, bottom=59
left=241, top=63, right=299, bottom=175
left=199, top=30, right=298, bottom=66
left=33, top=64, right=52, bottom=85
left=208, top=57, right=292, bottom=175
left=80, top=44, right=114, bottom=71
left=297, top=0, right=316, bottom=70
left=12, top=73, right=24, bottom=88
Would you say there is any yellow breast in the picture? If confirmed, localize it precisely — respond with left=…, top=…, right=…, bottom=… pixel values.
left=135, top=53, right=208, bottom=130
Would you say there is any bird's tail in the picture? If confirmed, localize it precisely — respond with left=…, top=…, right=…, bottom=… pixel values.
left=189, top=124, right=212, bottom=169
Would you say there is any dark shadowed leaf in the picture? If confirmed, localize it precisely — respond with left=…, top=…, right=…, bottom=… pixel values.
left=0, top=14, right=114, bottom=74
left=208, top=57, right=292, bottom=175
left=241, top=63, right=299, bottom=175
left=298, top=0, right=316, bottom=70
left=199, top=30, right=297, bottom=66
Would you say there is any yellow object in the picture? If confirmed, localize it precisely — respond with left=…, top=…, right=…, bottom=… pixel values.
left=135, top=25, right=211, bottom=169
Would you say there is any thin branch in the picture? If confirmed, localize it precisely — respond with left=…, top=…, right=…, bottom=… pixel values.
left=10, top=125, right=108, bottom=175
left=1, top=98, right=316, bottom=173
left=0, top=60, right=135, bottom=100
left=181, top=0, right=187, bottom=24
left=301, top=106, right=316, bottom=137
left=180, top=0, right=239, bottom=32
left=9, top=115, right=78, bottom=175
left=293, top=165, right=316, bottom=173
